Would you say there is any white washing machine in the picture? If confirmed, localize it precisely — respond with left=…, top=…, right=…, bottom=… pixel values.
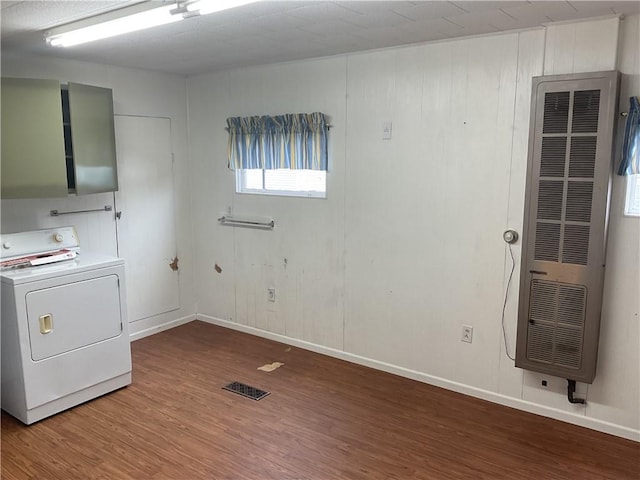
left=1, top=226, right=131, bottom=424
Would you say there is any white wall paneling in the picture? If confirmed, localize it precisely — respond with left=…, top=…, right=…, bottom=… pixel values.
left=1, top=193, right=118, bottom=256
left=188, top=56, right=347, bottom=350
left=543, top=16, right=620, bottom=75
left=497, top=28, right=546, bottom=399
left=188, top=16, right=640, bottom=440
left=585, top=13, right=640, bottom=433
left=344, top=33, right=521, bottom=392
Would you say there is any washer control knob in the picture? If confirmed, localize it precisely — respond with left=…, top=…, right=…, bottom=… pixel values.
left=2, top=241, right=11, bottom=249
left=53, top=233, right=64, bottom=243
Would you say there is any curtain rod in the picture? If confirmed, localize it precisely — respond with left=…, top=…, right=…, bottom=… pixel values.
left=225, top=125, right=333, bottom=130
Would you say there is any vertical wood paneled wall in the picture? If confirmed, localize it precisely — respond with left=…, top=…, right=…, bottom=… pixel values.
left=188, top=16, right=639, bottom=440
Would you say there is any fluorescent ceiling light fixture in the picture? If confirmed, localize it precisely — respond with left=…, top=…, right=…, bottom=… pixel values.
left=46, top=4, right=183, bottom=47
left=186, top=0, right=259, bottom=16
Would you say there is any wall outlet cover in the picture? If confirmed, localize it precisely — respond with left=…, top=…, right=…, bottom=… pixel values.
left=382, top=122, right=392, bottom=140
left=462, top=325, right=473, bottom=343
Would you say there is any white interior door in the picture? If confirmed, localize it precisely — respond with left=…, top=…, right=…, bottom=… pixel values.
left=114, top=115, right=179, bottom=322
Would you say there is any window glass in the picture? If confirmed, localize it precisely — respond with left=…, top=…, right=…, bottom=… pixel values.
left=624, top=174, right=640, bottom=216
left=236, top=169, right=326, bottom=198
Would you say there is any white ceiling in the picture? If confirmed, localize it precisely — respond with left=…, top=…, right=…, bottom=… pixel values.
left=2, top=1, right=639, bottom=76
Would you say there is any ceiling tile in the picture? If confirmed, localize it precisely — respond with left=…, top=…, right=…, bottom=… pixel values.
left=445, top=10, right=516, bottom=31
left=286, top=2, right=360, bottom=22
left=335, top=1, right=417, bottom=15
left=341, top=10, right=416, bottom=29
left=260, top=27, right=321, bottom=44
left=243, top=1, right=314, bottom=17
left=390, top=21, right=453, bottom=44
left=390, top=2, right=467, bottom=20
left=568, top=1, right=640, bottom=17
left=451, top=1, right=529, bottom=13
left=298, top=19, right=366, bottom=37
left=242, top=11, right=315, bottom=32
left=1, top=0, right=134, bottom=35
left=400, top=17, right=466, bottom=37
left=0, top=1, right=23, bottom=10
left=309, top=32, right=371, bottom=50
left=501, top=2, right=580, bottom=23
left=609, top=2, right=640, bottom=15
left=182, top=7, right=257, bottom=27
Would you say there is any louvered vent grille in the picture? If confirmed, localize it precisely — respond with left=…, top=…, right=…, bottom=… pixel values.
left=565, top=182, right=593, bottom=222
left=534, top=223, right=560, bottom=262
left=543, top=91, right=570, bottom=133
left=530, top=282, right=556, bottom=320
left=526, top=281, right=585, bottom=369
left=558, top=287, right=587, bottom=327
left=572, top=90, right=600, bottom=133
left=532, top=89, right=600, bottom=265
left=537, top=180, right=564, bottom=220
left=541, top=137, right=567, bottom=177
left=527, top=323, right=554, bottom=363
left=555, top=327, right=583, bottom=368
left=569, top=137, right=597, bottom=178
left=562, top=225, right=590, bottom=265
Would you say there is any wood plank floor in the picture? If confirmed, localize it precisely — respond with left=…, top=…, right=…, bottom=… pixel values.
left=2, top=321, right=638, bottom=479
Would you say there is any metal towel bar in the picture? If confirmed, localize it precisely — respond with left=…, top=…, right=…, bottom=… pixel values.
left=50, top=205, right=113, bottom=217
left=218, top=215, right=274, bottom=229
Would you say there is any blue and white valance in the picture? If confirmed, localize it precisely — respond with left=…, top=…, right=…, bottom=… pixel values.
left=618, top=96, right=639, bottom=176
left=226, top=112, right=328, bottom=171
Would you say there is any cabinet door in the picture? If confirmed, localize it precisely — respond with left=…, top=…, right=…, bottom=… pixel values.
left=68, top=83, right=118, bottom=195
left=1, top=78, right=68, bottom=198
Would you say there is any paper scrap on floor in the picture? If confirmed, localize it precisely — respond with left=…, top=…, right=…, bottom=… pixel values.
left=258, top=362, right=284, bottom=372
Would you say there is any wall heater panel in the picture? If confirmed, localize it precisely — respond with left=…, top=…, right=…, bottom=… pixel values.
left=515, top=71, right=619, bottom=384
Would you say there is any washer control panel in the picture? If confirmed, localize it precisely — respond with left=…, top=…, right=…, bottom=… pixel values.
left=0, top=227, right=80, bottom=259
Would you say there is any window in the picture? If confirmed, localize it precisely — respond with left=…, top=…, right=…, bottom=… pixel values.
left=236, top=168, right=326, bottom=198
left=625, top=174, right=640, bottom=216
left=618, top=96, right=638, bottom=216
left=226, top=112, right=328, bottom=199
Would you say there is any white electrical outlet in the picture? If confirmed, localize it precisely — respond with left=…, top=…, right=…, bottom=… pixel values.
left=461, top=325, right=473, bottom=343
left=267, top=288, right=276, bottom=302
left=382, top=121, right=392, bottom=140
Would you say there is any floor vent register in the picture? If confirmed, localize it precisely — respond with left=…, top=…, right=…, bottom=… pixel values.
left=223, top=381, right=270, bottom=401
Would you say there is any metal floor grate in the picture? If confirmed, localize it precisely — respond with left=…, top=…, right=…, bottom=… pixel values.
left=222, top=381, right=270, bottom=401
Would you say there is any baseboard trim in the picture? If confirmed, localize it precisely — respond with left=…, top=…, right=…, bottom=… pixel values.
left=130, top=314, right=196, bottom=342
left=197, top=314, right=639, bottom=442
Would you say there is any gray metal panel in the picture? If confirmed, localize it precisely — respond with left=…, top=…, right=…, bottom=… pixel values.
left=515, top=70, right=619, bottom=384
left=1, top=77, right=68, bottom=198
left=68, top=83, right=118, bottom=195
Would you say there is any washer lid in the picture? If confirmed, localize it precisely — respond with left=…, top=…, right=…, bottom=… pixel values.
left=0, top=252, right=124, bottom=285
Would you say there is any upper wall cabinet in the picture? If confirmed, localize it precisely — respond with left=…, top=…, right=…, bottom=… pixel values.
left=1, top=77, right=118, bottom=199
left=67, top=83, right=118, bottom=195
left=1, top=78, right=68, bottom=198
